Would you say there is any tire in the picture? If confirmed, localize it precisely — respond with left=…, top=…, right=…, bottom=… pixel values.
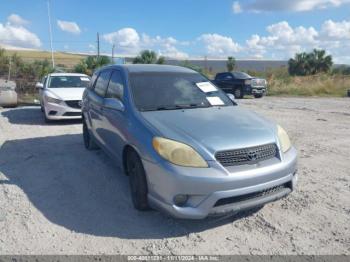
left=126, top=149, right=149, bottom=211
left=83, top=118, right=99, bottom=150
left=43, top=108, right=51, bottom=123
left=254, top=94, right=263, bottom=98
left=233, top=87, right=244, bottom=99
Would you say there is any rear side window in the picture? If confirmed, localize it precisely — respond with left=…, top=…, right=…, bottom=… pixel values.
left=94, top=70, right=111, bottom=97
left=224, top=74, right=233, bottom=80
left=216, top=73, right=231, bottom=80
left=105, top=71, right=124, bottom=100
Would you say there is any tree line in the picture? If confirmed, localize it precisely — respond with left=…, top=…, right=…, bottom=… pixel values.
left=0, top=47, right=349, bottom=94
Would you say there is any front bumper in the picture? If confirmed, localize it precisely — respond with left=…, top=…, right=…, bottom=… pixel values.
left=44, top=101, right=82, bottom=120
left=245, top=85, right=267, bottom=95
left=143, top=147, right=297, bottom=219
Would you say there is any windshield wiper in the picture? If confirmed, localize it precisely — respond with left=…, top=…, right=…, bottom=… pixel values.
left=141, top=104, right=210, bottom=112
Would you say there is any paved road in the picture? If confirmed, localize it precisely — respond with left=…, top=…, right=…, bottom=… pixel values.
left=0, top=97, right=349, bottom=254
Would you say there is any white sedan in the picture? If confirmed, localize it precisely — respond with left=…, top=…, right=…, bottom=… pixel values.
left=36, top=73, right=90, bottom=122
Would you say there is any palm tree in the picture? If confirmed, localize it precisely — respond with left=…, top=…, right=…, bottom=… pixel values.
left=74, top=55, right=111, bottom=75
left=288, top=49, right=333, bottom=76
left=133, top=50, right=165, bottom=64
left=311, top=49, right=333, bottom=74
left=226, top=56, right=236, bottom=72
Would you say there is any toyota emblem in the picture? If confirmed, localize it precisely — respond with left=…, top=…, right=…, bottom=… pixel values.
left=247, top=151, right=257, bottom=161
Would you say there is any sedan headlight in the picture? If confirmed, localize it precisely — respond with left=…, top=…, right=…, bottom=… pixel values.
left=152, top=137, right=208, bottom=168
left=46, top=96, right=63, bottom=104
left=277, top=125, right=291, bottom=153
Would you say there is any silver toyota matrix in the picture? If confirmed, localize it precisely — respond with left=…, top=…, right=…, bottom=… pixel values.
left=82, top=64, right=298, bottom=219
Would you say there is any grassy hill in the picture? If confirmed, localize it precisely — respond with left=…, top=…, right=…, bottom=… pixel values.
left=5, top=50, right=87, bottom=69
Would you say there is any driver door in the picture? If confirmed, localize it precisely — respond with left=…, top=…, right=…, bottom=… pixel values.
left=100, top=70, right=126, bottom=162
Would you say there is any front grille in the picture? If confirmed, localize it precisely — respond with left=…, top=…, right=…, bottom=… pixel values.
left=251, top=79, right=266, bottom=87
left=215, top=143, right=278, bottom=166
left=63, top=112, right=81, bottom=116
left=65, top=100, right=81, bottom=109
left=214, top=183, right=289, bottom=207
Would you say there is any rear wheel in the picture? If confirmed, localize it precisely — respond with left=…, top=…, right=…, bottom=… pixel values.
left=126, top=149, right=149, bottom=211
left=83, top=118, right=99, bottom=150
left=233, top=87, right=244, bottom=99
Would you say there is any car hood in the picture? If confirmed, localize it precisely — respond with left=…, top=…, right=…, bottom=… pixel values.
left=46, top=88, right=85, bottom=101
left=141, top=106, right=277, bottom=158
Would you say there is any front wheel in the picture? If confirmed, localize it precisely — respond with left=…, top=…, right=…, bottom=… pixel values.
left=254, top=94, right=263, bottom=98
left=233, top=87, right=244, bottom=99
left=43, top=108, right=51, bottom=123
left=126, top=149, right=150, bottom=211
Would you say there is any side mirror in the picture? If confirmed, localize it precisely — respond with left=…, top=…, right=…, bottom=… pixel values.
left=227, top=93, right=235, bottom=101
left=104, top=98, right=125, bottom=111
left=35, top=82, right=44, bottom=89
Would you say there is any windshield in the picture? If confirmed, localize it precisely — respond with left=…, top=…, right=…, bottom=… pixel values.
left=48, top=76, right=90, bottom=88
left=129, top=72, right=233, bottom=111
left=233, top=72, right=251, bottom=79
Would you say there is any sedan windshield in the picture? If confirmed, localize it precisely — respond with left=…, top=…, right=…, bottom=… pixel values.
left=48, top=76, right=90, bottom=88
left=129, top=72, right=233, bottom=111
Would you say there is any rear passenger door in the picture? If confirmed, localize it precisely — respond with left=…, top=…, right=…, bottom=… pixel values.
left=100, top=70, right=126, bottom=162
left=88, top=69, right=111, bottom=144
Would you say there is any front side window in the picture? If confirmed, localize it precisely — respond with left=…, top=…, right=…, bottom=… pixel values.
left=105, top=71, right=124, bottom=100
left=94, top=70, right=111, bottom=97
left=129, top=72, right=233, bottom=111
left=232, top=72, right=251, bottom=79
left=48, top=76, right=90, bottom=88
left=42, top=77, right=47, bottom=87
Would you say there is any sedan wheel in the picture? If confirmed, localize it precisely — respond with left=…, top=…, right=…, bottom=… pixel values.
left=126, top=149, right=149, bottom=211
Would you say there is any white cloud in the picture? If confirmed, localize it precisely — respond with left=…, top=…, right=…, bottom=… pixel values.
left=321, top=19, right=350, bottom=39
left=239, top=0, right=350, bottom=12
left=7, top=14, right=29, bottom=26
left=103, top=27, right=188, bottom=59
left=199, top=33, right=241, bottom=57
left=0, top=16, right=41, bottom=48
left=232, top=1, right=242, bottom=13
left=244, top=19, right=350, bottom=63
left=57, top=20, right=81, bottom=34
left=103, top=27, right=140, bottom=53
left=245, top=21, right=319, bottom=58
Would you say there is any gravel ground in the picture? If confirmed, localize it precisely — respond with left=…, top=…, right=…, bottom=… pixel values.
left=0, top=97, right=349, bottom=255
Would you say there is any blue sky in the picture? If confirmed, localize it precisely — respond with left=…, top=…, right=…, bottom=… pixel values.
left=0, top=0, right=350, bottom=63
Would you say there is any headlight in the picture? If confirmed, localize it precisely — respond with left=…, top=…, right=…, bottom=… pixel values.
left=245, top=79, right=251, bottom=85
left=46, top=96, right=62, bottom=104
left=277, top=125, right=291, bottom=153
left=152, top=137, right=208, bottom=168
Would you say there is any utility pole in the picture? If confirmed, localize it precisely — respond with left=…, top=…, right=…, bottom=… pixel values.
left=47, top=0, right=55, bottom=68
left=97, top=32, right=100, bottom=58
left=8, top=57, right=12, bottom=81
left=112, top=44, right=115, bottom=62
